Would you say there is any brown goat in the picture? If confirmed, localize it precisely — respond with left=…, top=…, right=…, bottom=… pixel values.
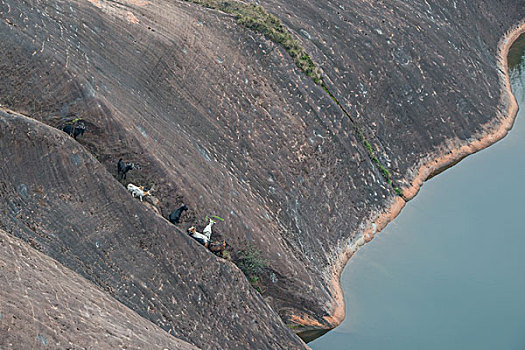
left=208, top=241, right=226, bottom=254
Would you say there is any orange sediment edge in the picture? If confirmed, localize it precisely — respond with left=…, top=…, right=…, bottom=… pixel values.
left=322, top=196, right=406, bottom=327
left=289, top=314, right=325, bottom=329
left=86, top=0, right=102, bottom=8
left=402, top=20, right=525, bottom=201
left=322, top=19, right=525, bottom=330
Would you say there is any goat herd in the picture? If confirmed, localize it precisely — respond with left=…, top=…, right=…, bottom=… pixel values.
left=63, top=119, right=226, bottom=255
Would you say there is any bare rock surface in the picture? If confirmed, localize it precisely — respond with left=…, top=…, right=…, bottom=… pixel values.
left=0, top=228, right=199, bottom=350
left=0, top=0, right=523, bottom=346
left=0, top=109, right=307, bottom=349
left=259, top=0, right=525, bottom=189
left=0, top=0, right=385, bottom=335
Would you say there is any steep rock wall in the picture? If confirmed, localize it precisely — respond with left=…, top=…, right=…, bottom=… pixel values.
left=0, top=0, right=387, bottom=334
left=0, top=229, right=199, bottom=350
left=0, top=109, right=307, bottom=349
left=259, top=0, right=524, bottom=194
left=0, top=0, right=523, bottom=344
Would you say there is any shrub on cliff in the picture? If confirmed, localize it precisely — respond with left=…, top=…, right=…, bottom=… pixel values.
left=235, top=244, right=267, bottom=285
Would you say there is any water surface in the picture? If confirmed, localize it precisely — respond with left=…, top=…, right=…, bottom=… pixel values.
left=311, top=35, right=525, bottom=350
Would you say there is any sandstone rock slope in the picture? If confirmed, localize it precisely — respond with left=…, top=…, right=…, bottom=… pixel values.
left=0, top=109, right=307, bottom=349
left=0, top=0, right=523, bottom=345
left=0, top=228, right=199, bottom=350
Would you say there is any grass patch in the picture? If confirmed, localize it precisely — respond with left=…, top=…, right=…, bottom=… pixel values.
left=363, top=138, right=395, bottom=188
left=185, top=0, right=322, bottom=82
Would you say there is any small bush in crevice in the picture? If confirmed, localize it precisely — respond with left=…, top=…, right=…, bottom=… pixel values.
left=235, top=244, right=267, bottom=286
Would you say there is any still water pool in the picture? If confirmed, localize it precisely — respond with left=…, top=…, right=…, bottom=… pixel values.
left=311, top=35, right=525, bottom=350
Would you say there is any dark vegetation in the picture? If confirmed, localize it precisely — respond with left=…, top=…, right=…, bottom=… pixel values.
left=235, top=244, right=268, bottom=289
left=321, top=85, right=402, bottom=195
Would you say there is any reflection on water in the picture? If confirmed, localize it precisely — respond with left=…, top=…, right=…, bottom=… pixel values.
left=509, top=34, right=525, bottom=71
left=311, top=34, right=525, bottom=350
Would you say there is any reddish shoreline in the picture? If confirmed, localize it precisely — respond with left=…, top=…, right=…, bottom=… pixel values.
left=322, top=20, right=525, bottom=330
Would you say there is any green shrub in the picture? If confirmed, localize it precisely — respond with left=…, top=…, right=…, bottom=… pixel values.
left=235, top=244, right=267, bottom=285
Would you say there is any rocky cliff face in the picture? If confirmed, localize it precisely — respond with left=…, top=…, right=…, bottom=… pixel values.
left=0, top=228, right=199, bottom=350
left=0, top=109, right=307, bottom=349
left=260, top=0, right=524, bottom=188
left=0, top=0, right=523, bottom=348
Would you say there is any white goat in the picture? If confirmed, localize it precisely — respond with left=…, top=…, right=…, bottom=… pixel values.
left=202, top=219, right=215, bottom=241
left=188, top=219, right=216, bottom=247
left=127, top=183, right=151, bottom=201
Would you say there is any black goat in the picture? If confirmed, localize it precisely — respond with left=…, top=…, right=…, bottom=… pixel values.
left=169, top=204, right=188, bottom=224
left=62, top=122, right=86, bottom=139
left=117, top=158, right=136, bottom=180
